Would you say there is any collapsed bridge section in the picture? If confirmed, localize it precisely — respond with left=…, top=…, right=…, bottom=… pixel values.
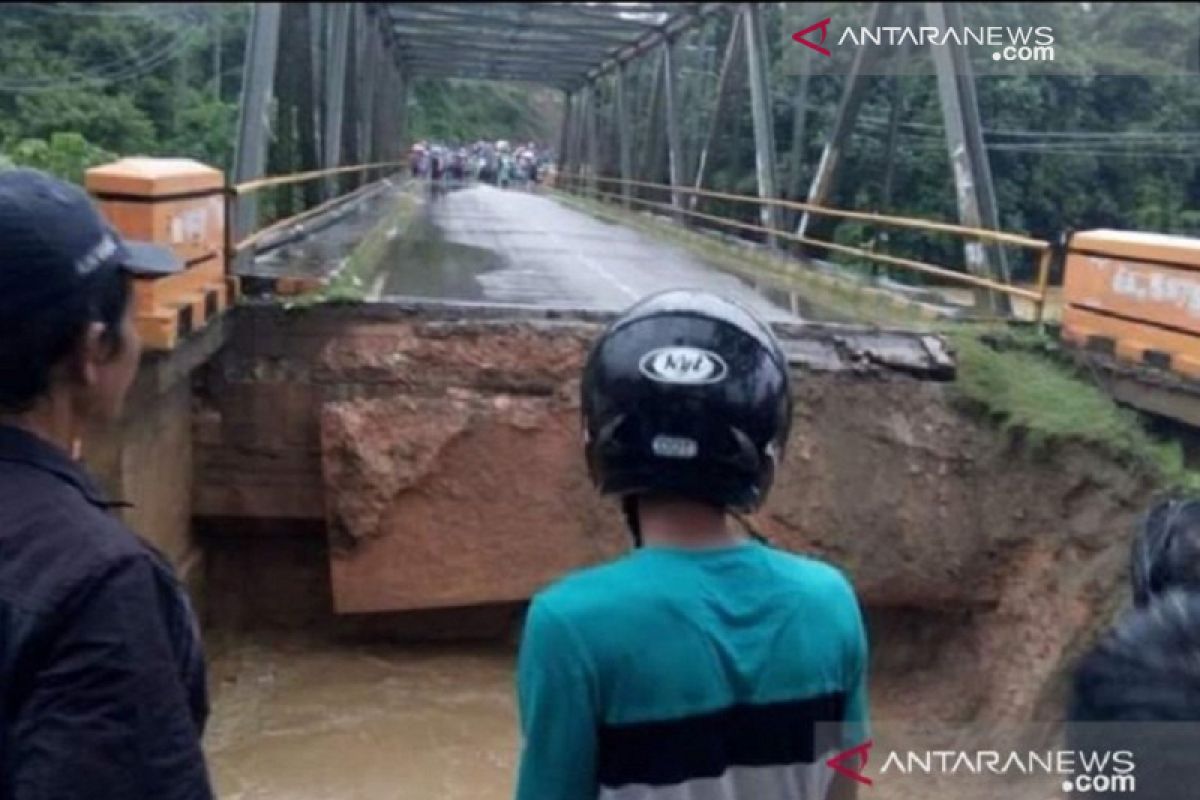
left=185, top=298, right=1154, bottom=723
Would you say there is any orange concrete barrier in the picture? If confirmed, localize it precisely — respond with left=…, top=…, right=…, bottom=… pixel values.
left=86, top=158, right=229, bottom=350
left=1061, top=229, right=1200, bottom=379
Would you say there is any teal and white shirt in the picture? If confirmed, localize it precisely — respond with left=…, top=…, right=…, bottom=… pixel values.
left=514, top=540, right=870, bottom=800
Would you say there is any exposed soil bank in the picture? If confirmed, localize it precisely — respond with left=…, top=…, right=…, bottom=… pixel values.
left=194, top=302, right=1156, bottom=726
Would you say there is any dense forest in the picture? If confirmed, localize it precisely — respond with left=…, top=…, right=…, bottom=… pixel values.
left=0, top=3, right=556, bottom=183
left=603, top=2, right=1200, bottom=278
left=1, top=2, right=1196, bottom=282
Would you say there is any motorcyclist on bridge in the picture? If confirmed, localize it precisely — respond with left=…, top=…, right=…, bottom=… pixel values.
left=496, top=140, right=514, bottom=188
left=514, top=289, right=870, bottom=800
left=409, top=141, right=428, bottom=179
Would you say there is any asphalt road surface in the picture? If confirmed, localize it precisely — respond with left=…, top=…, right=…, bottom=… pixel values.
left=378, top=183, right=801, bottom=321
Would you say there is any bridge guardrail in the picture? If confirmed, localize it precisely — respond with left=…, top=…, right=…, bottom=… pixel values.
left=228, top=161, right=409, bottom=257
left=553, top=172, right=1054, bottom=325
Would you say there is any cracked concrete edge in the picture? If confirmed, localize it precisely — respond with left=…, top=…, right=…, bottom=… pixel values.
left=231, top=301, right=958, bottom=381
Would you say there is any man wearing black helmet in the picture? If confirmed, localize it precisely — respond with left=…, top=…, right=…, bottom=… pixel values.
left=514, top=290, right=870, bottom=800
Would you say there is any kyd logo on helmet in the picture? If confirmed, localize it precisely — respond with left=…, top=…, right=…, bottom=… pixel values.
left=639, top=347, right=728, bottom=385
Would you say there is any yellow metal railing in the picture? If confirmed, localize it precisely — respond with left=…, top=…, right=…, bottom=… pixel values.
left=228, top=161, right=409, bottom=255
left=554, top=172, right=1054, bottom=324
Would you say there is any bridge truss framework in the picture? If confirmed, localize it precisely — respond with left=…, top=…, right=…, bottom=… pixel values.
left=232, top=2, right=1010, bottom=309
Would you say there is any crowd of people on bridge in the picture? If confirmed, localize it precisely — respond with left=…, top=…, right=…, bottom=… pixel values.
left=3, top=167, right=1200, bottom=799
left=407, top=138, right=551, bottom=191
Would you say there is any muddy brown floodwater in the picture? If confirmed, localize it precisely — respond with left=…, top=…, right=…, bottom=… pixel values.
left=205, top=634, right=521, bottom=800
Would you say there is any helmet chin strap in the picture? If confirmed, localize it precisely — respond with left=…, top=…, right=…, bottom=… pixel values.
left=622, top=496, right=643, bottom=547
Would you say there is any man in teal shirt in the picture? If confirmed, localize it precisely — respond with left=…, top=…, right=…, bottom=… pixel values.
left=515, top=290, right=870, bottom=800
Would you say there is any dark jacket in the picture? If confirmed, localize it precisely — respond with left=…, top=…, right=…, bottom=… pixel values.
left=0, top=425, right=212, bottom=800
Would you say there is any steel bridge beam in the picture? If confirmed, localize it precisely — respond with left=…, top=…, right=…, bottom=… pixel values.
left=662, top=36, right=684, bottom=217
left=558, top=90, right=573, bottom=173
left=585, top=83, right=600, bottom=192
left=294, top=3, right=320, bottom=207
left=879, top=6, right=918, bottom=217
left=342, top=3, right=362, bottom=192
left=387, top=10, right=640, bottom=42
left=798, top=2, right=893, bottom=238
left=309, top=4, right=324, bottom=159
left=394, top=40, right=613, bottom=63
left=692, top=11, right=744, bottom=208
left=231, top=2, right=281, bottom=267
left=743, top=2, right=779, bottom=246
left=614, top=61, right=633, bottom=208
left=786, top=44, right=810, bottom=229
left=399, top=51, right=602, bottom=69
left=926, top=1, right=1011, bottom=314
left=587, top=3, right=727, bottom=82
left=388, top=4, right=651, bottom=29
left=322, top=3, right=351, bottom=199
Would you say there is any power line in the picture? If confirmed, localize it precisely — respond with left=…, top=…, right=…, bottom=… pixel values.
left=901, top=141, right=1200, bottom=160
left=849, top=123, right=1200, bottom=159
left=0, top=19, right=198, bottom=92
left=9, top=2, right=188, bottom=20
left=858, top=113, right=1200, bottom=142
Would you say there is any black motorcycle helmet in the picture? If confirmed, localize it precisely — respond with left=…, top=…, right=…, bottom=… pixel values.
left=581, top=289, right=793, bottom=536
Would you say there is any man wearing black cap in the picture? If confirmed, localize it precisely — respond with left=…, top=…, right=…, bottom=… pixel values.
left=0, top=169, right=213, bottom=799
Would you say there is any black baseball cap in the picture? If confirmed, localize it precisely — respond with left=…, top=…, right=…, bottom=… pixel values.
left=0, top=168, right=182, bottom=316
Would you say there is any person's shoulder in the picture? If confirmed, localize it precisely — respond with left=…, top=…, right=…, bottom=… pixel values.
left=0, top=471, right=156, bottom=612
left=47, top=494, right=146, bottom=563
left=531, top=553, right=647, bottom=620
left=764, top=547, right=858, bottom=595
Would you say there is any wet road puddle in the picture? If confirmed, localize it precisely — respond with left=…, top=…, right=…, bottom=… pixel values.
left=206, top=634, right=519, bottom=800
left=378, top=208, right=504, bottom=301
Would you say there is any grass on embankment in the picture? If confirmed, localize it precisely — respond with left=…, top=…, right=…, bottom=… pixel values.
left=549, top=188, right=1200, bottom=491
left=947, top=329, right=1199, bottom=490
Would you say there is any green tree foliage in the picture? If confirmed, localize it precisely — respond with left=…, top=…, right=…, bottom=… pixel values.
left=407, top=78, right=561, bottom=146
left=0, top=3, right=249, bottom=182
left=687, top=3, right=1200, bottom=285
left=1, top=0, right=1194, bottom=281
left=7, top=132, right=115, bottom=186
